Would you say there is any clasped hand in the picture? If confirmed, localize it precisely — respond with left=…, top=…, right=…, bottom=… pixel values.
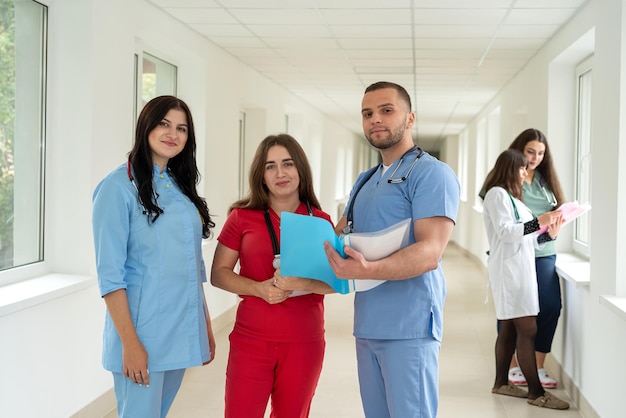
left=537, top=210, right=564, bottom=239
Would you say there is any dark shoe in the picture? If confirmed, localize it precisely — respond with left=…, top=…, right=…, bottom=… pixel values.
left=491, top=383, right=529, bottom=398
left=527, top=391, right=570, bottom=410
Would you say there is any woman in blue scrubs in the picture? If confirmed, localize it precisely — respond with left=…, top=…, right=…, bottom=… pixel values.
left=92, top=95, right=216, bottom=417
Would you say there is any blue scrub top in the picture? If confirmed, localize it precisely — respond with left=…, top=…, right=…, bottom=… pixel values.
left=92, top=163, right=210, bottom=372
left=346, top=151, right=460, bottom=341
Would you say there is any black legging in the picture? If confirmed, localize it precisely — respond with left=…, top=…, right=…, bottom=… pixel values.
left=494, top=316, right=545, bottom=399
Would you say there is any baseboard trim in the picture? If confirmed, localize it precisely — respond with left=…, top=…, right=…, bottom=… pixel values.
left=545, top=355, right=599, bottom=418
left=71, top=306, right=237, bottom=418
left=449, top=241, right=599, bottom=417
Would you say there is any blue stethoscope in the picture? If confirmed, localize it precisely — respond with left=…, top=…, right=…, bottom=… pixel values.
left=343, top=145, right=424, bottom=234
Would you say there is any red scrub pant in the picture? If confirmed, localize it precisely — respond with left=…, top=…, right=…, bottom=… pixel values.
left=224, top=330, right=325, bottom=418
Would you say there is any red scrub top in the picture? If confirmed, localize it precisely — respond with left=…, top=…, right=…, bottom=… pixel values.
left=218, top=203, right=333, bottom=343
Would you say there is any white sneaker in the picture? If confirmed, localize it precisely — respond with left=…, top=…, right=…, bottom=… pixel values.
left=508, top=367, right=527, bottom=386
left=538, top=368, right=558, bottom=389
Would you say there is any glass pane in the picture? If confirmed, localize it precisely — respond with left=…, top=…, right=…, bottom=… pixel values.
left=141, top=52, right=177, bottom=107
left=575, top=68, right=592, bottom=246
left=0, top=0, right=47, bottom=271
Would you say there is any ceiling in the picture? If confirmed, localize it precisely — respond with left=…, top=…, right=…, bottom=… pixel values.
left=148, top=0, right=587, bottom=152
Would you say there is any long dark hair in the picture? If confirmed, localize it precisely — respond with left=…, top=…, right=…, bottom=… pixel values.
left=508, top=128, right=565, bottom=207
left=128, top=95, right=214, bottom=238
left=229, top=133, right=321, bottom=213
left=483, top=149, right=528, bottom=200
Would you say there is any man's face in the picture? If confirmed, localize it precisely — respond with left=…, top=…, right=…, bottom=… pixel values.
left=361, top=88, right=414, bottom=150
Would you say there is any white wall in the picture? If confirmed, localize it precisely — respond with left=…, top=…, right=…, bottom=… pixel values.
left=0, top=0, right=364, bottom=416
left=449, top=1, right=626, bottom=417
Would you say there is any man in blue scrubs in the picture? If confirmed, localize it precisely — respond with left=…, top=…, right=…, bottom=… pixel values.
left=325, top=81, right=460, bottom=418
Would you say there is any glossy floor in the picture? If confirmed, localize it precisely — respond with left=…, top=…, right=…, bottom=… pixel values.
left=106, top=244, right=582, bottom=417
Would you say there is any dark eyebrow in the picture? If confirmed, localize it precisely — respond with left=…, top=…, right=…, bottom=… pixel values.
left=362, top=102, right=395, bottom=113
left=162, top=117, right=188, bottom=127
left=265, top=158, right=293, bottom=165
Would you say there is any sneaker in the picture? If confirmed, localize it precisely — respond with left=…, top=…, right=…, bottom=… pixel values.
left=538, top=368, right=558, bottom=389
left=508, top=367, right=527, bottom=386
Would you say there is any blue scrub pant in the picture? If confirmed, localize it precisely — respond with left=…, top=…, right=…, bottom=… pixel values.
left=113, top=369, right=185, bottom=418
left=356, top=337, right=440, bottom=418
left=535, top=255, right=562, bottom=353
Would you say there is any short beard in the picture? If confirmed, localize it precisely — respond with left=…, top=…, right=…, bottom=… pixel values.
left=365, top=115, right=407, bottom=150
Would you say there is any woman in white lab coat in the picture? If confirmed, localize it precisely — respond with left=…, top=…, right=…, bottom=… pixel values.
left=482, top=149, right=569, bottom=410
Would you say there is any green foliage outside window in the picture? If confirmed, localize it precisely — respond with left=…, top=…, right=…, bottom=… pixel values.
left=0, top=0, right=15, bottom=269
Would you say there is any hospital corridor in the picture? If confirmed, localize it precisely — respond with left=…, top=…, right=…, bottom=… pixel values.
left=101, top=244, right=583, bottom=418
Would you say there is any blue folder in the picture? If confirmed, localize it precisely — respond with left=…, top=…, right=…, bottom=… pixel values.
left=280, top=212, right=353, bottom=294
left=280, top=212, right=411, bottom=294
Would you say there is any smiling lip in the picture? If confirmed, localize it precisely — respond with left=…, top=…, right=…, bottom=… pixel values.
left=163, top=141, right=177, bottom=147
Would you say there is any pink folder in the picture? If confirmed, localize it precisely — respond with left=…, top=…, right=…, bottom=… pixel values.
left=537, top=201, right=591, bottom=234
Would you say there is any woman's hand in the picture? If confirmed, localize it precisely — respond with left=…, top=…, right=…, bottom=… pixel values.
left=203, top=304, right=216, bottom=366
left=103, top=289, right=150, bottom=387
left=122, top=340, right=150, bottom=387
left=273, top=269, right=309, bottom=292
left=258, top=278, right=292, bottom=304
left=547, top=215, right=565, bottom=239
left=537, top=210, right=562, bottom=228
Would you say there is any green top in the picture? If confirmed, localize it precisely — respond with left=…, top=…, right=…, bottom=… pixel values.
left=522, top=173, right=557, bottom=257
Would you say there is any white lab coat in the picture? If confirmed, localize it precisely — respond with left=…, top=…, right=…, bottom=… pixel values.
left=483, top=187, right=542, bottom=320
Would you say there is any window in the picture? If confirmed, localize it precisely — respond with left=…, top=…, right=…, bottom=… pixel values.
left=0, top=0, right=47, bottom=274
left=573, top=56, right=592, bottom=256
left=133, top=51, right=177, bottom=123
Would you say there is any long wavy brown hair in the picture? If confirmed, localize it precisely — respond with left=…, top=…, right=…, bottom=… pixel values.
left=508, top=128, right=565, bottom=207
left=128, top=95, right=214, bottom=237
left=229, top=134, right=321, bottom=213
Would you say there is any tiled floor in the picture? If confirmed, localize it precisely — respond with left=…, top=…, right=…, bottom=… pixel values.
left=106, top=244, right=583, bottom=417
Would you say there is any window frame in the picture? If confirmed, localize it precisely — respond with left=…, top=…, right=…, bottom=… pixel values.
left=0, top=0, right=48, bottom=284
left=572, top=55, right=593, bottom=257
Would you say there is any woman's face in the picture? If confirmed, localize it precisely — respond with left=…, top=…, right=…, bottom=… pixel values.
left=148, top=109, right=188, bottom=169
left=522, top=139, right=546, bottom=171
left=518, top=165, right=528, bottom=185
left=263, top=145, right=300, bottom=200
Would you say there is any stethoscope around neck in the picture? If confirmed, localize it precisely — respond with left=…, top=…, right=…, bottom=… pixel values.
left=537, top=175, right=558, bottom=208
left=343, top=145, right=424, bottom=234
left=127, top=159, right=163, bottom=220
left=264, top=201, right=313, bottom=268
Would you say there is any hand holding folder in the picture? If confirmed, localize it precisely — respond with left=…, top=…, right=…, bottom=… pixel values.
left=537, top=201, right=591, bottom=234
left=280, top=213, right=411, bottom=294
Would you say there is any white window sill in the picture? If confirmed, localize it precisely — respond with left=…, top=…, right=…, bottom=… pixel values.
left=600, top=296, right=626, bottom=322
left=0, top=274, right=95, bottom=317
left=555, top=252, right=590, bottom=287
